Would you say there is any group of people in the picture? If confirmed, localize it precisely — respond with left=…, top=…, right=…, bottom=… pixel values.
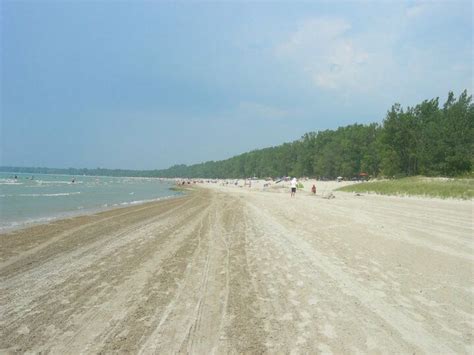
left=290, top=177, right=317, bottom=197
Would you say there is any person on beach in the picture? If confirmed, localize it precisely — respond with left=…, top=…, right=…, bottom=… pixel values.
left=290, top=177, right=297, bottom=197
left=311, top=184, right=316, bottom=195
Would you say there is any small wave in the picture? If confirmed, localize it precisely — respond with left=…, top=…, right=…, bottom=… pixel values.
left=119, top=195, right=176, bottom=207
left=18, top=192, right=81, bottom=197
left=0, top=216, right=57, bottom=233
left=36, top=180, right=83, bottom=185
left=110, top=196, right=171, bottom=207
left=0, top=179, right=22, bottom=185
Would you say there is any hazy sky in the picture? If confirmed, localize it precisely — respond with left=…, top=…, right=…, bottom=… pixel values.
left=2, top=0, right=472, bottom=170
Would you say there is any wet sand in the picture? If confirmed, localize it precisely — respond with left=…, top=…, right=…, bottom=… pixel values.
left=1, top=185, right=472, bottom=353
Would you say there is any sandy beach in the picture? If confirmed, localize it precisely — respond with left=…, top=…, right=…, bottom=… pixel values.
left=1, top=182, right=472, bottom=353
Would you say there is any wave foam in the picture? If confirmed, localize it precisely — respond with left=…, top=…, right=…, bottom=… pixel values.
left=0, top=179, right=22, bottom=185
left=36, top=180, right=83, bottom=185
left=18, top=192, right=81, bottom=197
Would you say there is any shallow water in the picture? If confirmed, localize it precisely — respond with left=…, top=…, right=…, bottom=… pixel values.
left=0, top=172, right=180, bottom=231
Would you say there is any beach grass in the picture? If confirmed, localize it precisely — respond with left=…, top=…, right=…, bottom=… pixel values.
left=336, top=176, right=474, bottom=200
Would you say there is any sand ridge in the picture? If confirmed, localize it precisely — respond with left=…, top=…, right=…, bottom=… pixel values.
left=0, top=184, right=472, bottom=353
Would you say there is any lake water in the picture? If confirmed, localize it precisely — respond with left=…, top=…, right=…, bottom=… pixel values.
left=0, top=172, right=180, bottom=232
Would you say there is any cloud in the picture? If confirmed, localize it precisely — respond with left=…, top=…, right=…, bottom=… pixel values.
left=276, top=17, right=371, bottom=90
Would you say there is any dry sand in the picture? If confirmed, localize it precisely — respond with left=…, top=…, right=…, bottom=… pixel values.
left=0, top=182, right=472, bottom=353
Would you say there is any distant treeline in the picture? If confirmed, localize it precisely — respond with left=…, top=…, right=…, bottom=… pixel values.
left=0, top=166, right=156, bottom=178
left=2, top=91, right=472, bottom=179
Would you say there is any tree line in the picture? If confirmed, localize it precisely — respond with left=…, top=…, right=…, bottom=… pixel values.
left=153, top=90, right=473, bottom=179
left=2, top=91, right=472, bottom=179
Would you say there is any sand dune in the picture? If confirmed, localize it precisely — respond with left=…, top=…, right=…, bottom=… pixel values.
left=1, top=184, right=472, bottom=353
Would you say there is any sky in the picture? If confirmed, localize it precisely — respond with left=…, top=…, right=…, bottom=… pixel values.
left=1, top=0, right=472, bottom=170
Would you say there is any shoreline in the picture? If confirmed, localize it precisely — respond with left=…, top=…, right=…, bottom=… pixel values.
left=0, top=193, right=183, bottom=235
left=0, top=191, right=192, bottom=264
left=0, top=174, right=184, bottom=234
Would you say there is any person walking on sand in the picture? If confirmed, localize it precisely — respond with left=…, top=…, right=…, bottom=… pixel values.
left=311, top=184, right=316, bottom=195
left=290, top=177, right=297, bottom=197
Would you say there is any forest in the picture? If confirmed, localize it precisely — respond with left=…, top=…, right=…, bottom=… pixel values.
left=2, top=91, right=472, bottom=179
